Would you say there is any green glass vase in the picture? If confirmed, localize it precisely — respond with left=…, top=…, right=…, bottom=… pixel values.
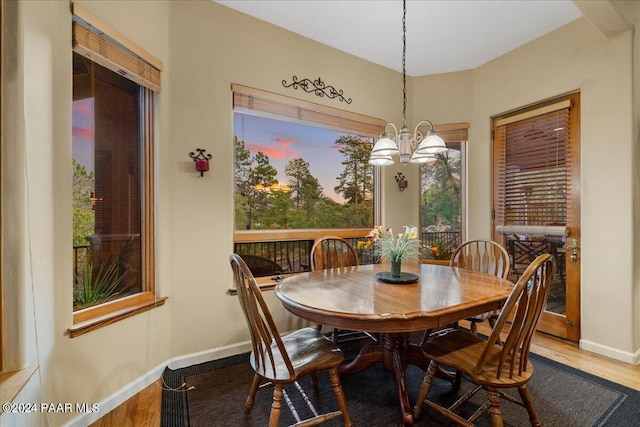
left=390, top=259, right=402, bottom=278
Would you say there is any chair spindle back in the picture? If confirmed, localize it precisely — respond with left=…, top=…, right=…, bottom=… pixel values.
left=476, top=253, right=555, bottom=379
left=230, top=254, right=295, bottom=380
left=450, top=239, right=511, bottom=280
left=310, top=236, right=359, bottom=271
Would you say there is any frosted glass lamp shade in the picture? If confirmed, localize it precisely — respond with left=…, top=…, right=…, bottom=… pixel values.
left=371, top=136, right=399, bottom=156
left=415, top=132, right=447, bottom=155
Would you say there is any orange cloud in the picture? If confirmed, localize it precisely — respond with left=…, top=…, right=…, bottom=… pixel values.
left=276, top=138, right=294, bottom=148
left=248, top=139, right=300, bottom=160
left=73, top=100, right=92, bottom=118
left=73, top=126, right=95, bottom=140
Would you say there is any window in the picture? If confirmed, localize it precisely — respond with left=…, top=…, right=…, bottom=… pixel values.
left=70, top=5, right=163, bottom=335
left=420, top=124, right=468, bottom=262
left=232, top=85, right=384, bottom=281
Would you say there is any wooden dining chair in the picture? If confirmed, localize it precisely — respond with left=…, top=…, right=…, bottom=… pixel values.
left=310, top=236, right=359, bottom=271
left=413, top=253, right=555, bottom=427
left=310, top=236, right=365, bottom=343
left=229, top=254, right=353, bottom=427
left=451, top=239, right=511, bottom=334
left=420, top=239, right=511, bottom=350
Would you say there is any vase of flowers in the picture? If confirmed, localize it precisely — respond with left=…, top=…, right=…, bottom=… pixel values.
left=367, top=225, right=420, bottom=278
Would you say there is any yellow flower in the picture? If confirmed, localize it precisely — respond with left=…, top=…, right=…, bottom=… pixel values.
left=407, top=226, right=418, bottom=239
left=357, top=240, right=373, bottom=250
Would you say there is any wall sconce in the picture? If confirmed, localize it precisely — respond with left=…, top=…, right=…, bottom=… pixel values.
left=395, top=172, right=408, bottom=191
left=189, top=148, right=212, bottom=177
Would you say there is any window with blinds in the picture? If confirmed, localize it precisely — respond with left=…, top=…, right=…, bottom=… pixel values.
left=493, top=93, right=579, bottom=240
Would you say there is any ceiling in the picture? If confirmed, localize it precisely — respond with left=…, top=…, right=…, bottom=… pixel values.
left=215, top=0, right=582, bottom=76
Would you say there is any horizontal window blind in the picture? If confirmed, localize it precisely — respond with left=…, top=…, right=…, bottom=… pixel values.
left=494, top=100, right=574, bottom=230
left=419, top=122, right=469, bottom=144
left=72, top=4, right=162, bottom=92
left=232, top=84, right=385, bottom=137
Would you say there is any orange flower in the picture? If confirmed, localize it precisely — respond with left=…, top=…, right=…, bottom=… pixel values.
left=430, top=246, right=440, bottom=257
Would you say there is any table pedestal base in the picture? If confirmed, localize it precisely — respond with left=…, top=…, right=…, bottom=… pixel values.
left=338, top=332, right=442, bottom=426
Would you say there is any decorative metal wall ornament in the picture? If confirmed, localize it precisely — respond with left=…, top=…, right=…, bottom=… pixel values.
left=282, top=76, right=352, bottom=104
left=189, top=148, right=212, bottom=177
left=395, top=172, right=408, bottom=191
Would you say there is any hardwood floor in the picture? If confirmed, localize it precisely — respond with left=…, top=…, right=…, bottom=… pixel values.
left=89, top=322, right=640, bottom=427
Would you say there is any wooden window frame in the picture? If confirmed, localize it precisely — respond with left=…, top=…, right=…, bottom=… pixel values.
left=68, top=4, right=164, bottom=337
left=418, top=123, right=469, bottom=262
left=232, top=85, right=385, bottom=289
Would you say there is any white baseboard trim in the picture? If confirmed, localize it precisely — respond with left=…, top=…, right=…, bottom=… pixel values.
left=62, top=340, right=252, bottom=427
left=579, top=339, right=640, bottom=365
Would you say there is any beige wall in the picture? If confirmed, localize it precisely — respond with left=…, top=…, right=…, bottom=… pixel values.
left=412, top=17, right=637, bottom=357
left=3, top=1, right=639, bottom=426
left=3, top=1, right=402, bottom=425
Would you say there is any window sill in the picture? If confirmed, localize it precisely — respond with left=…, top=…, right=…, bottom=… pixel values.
left=68, top=296, right=168, bottom=338
left=227, top=274, right=292, bottom=295
left=0, top=365, right=39, bottom=414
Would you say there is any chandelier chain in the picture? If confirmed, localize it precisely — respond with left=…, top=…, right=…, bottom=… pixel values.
left=402, top=0, right=407, bottom=128
left=368, top=0, right=446, bottom=166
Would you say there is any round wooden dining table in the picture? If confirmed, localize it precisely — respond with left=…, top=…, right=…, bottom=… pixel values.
left=275, top=262, right=514, bottom=426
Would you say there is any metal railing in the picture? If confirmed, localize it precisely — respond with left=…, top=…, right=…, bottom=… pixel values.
left=421, top=231, right=461, bottom=260
left=234, top=237, right=377, bottom=278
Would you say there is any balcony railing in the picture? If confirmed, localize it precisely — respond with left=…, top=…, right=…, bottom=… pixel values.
left=420, top=231, right=461, bottom=260
left=234, top=236, right=377, bottom=278
left=232, top=230, right=462, bottom=278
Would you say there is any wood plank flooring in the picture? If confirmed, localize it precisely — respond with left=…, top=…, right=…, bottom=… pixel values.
left=89, top=323, right=640, bottom=427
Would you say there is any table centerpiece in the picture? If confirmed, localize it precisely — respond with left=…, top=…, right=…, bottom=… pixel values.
left=366, top=225, right=420, bottom=283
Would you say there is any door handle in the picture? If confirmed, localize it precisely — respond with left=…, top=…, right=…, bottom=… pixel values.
left=570, top=239, right=578, bottom=263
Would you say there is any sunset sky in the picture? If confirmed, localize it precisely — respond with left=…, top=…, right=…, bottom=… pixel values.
left=235, top=113, right=372, bottom=204
left=72, top=98, right=95, bottom=171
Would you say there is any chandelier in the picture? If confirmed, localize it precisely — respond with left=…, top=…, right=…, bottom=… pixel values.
left=369, top=0, right=447, bottom=166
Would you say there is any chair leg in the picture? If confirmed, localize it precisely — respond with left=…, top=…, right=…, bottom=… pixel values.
left=269, top=384, right=284, bottom=427
left=413, top=360, right=437, bottom=420
left=245, top=373, right=261, bottom=413
left=517, top=385, right=541, bottom=427
left=470, top=320, right=478, bottom=334
left=419, top=328, right=434, bottom=346
left=327, top=367, right=353, bottom=427
left=487, top=388, right=504, bottom=427
left=453, top=369, right=463, bottom=392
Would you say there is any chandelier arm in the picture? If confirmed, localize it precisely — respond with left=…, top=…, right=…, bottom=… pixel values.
left=383, top=122, right=399, bottom=139
left=413, top=120, right=435, bottom=132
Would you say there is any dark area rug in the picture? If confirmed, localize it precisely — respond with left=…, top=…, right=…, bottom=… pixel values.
left=161, top=341, right=640, bottom=427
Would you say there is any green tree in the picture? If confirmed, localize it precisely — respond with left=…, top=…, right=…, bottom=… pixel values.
left=421, top=151, right=461, bottom=230
left=72, top=158, right=95, bottom=246
left=234, top=138, right=254, bottom=229
left=285, top=158, right=323, bottom=225
left=334, top=136, right=373, bottom=205
left=249, top=152, right=278, bottom=229
left=308, top=197, right=345, bottom=228
left=285, top=158, right=310, bottom=208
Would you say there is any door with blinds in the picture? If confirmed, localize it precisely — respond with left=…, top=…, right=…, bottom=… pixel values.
left=492, top=92, right=580, bottom=341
